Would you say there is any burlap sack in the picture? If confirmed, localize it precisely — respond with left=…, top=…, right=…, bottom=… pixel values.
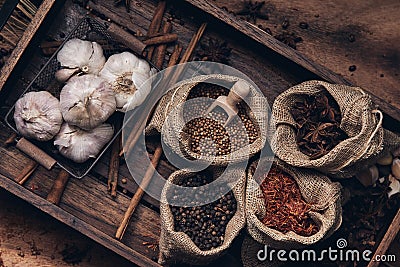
left=272, top=80, right=400, bottom=178
left=146, top=74, right=269, bottom=166
left=246, top=159, right=342, bottom=250
left=158, top=166, right=246, bottom=265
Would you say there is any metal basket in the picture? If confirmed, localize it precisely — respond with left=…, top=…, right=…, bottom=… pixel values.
left=5, top=16, right=150, bottom=178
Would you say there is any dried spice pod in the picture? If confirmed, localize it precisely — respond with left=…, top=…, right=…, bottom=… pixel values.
left=272, top=80, right=400, bottom=178
left=246, top=158, right=342, bottom=249
left=159, top=167, right=246, bottom=265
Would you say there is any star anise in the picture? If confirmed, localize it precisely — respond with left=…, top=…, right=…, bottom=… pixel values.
left=275, top=32, right=303, bottom=49
left=236, top=1, right=268, bottom=24
left=194, top=38, right=232, bottom=64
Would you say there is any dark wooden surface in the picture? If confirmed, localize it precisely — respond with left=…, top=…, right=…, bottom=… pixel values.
left=0, top=0, right=399, bottom=266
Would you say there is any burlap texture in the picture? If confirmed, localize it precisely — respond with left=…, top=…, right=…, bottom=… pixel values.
left=146, top=74, right=269, bottom=166
left=245, top=159, right=342, bottom=250
left=271, top=80, right=400, bottom=178
left=158, top=166, right=246, bottom=265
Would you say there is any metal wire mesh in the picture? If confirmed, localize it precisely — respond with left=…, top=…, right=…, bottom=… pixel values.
left=5, top=17, right=135, bottom=178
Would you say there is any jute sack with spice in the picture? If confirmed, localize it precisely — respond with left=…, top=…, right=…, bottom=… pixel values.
left=145, top=74, right=269, bottom=166
left=245, top=159, right=342, bottom=251
left=272, top=80, right=400, bottom=178
left=158, top=166, right=246, bottom=265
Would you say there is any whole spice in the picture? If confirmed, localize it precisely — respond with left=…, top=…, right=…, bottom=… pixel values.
left=275, top=31, right=302, bottom=49
left=99, top=52, right=155, bottom=112
left=60, top=74, right=116, bottom=130
left=170, top=173, right=237, bottom=250
left=236, top=1, right=268, bottom=24
left=14, top=91, right=63, bottom=141
left=258, top=166, right=319, bottom=236
left=194, top=38, right=232, bottom=64
left=56, top=38, right=106, bottom=78
left=290, top=93, right=348, bottom=159
left=182, top=83, right=259, bottom=156
left=54, top=123, right=114, bottom=163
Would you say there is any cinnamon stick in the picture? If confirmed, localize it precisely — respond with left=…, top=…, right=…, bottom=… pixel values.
left=115, top=24, right=206, bottom=240
left=16, top=161, right=38, bottom=185
left=143, top=33, right=177, bottom=46
left=46, top=169, right=70, bottom=205
left=107, top=23, right=146, bottom=54
left=115, top=145, right=163, bottom=240
left=168, top=44, right=183, bottom=67
left=153, top=21, right=172, bottom=69
left=108, top=134, right=121, bottom=197
left=4, top=132, right=17, bottom=146
left=146, top=1, right=166, bottom=60
left=16, top=138, right=56, bottom=170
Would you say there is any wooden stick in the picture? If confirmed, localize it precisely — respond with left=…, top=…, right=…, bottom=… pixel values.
left=115, top=145, right=163, bottom=240
left=367, top=208, right=400, bottom=267
left=16, top=161, right=38, bottom=185
left=115, top=24, right=205, bottom=240
left=146, top=1, right=166, bottom=60
left=46, top=169, right=70, bottom=205
left=108, top=135, right=121, bottom=197
left=153, top=21, right=172, bottom=69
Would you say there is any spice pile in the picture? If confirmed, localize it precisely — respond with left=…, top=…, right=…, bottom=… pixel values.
left=258, top=166, right=319, bottom=236
left=182, top=83, right=259, bottom=156
left=170, top=173, right=237, bottom=250
left=290, top=93, right=348, bottom=159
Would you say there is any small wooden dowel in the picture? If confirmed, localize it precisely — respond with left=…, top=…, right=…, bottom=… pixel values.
left=16, top=161, right=38, bottom=185
left=115, top=145, right=163, bottom=240
left=46, top=169, right=70, bottom=205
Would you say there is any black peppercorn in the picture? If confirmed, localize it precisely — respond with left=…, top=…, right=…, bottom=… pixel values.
left=299, top=22, right=309, bottom=29
left=349, top=65, right=357, bottom=72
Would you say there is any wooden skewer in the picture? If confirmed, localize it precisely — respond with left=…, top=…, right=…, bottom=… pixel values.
left=115, top=24, right=206, bottom=240
left=46, top=169, right=70, bottom=205
left=16, top=161, right=38, bottom=185
left=115, top=145, right=163, bottom=240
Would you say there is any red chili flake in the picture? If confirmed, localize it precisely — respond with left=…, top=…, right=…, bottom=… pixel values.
left=258, top=166, right=319, bottom=236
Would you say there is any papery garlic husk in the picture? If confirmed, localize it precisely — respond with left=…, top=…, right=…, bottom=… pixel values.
left=99, top=51, right=155, bottom=112
left=57, top=38, right=106, bottom=75
left=388, top=174, right=400, bottom=198
left=54, top=122, right=114, bottom=163
left=55, top=68, right=80, bottom=83
left=392, top=158, right=400, bottom=180
left=14, top=91, right=63, bottom=141
left=60, top=74, right=116, bottom=130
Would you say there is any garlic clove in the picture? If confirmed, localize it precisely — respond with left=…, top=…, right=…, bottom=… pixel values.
left=391, top=158, right=400, bottom=180
left=376, top=152, right=393, bottom=166
left=14, top=91, right=63, bottom=141
left=388, top=174, right=400, bottom=198
left=57, top=39, right=106, bottom=75
left=55, top=68, right=80, bottom=83
left=60, top=74, right=116, bottom=130
left=355, top=165, right=379, bottom=187
left=54, top=123, right=114, bottom=163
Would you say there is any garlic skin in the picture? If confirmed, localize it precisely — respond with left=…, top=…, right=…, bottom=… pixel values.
left=392, top=158, right=400, bottom=180
left=60, top=74, right=116, bottom=130
left=388, top=174, right=400, bottom=198
left=54, top=123, right=114, bottom=163
left=55, top=68, right=80, bottom=83
left=99, top=52, right=154, bottom=112
left=57, top=38, right=106, bottom=75
left=14, top=91, right=63, bottom=141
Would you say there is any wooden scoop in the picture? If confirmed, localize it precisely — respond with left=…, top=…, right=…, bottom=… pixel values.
left=205, top=80, right=250, bottom=126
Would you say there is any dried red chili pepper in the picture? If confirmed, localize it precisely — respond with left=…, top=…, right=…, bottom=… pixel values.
left=258, top=166, right=319, bottom=236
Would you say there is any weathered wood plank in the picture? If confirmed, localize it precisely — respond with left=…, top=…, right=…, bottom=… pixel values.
left=0, top=0, right=59, bottom=92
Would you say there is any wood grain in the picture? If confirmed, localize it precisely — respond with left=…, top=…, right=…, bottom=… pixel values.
left=0, top=0, right=58, bottom=91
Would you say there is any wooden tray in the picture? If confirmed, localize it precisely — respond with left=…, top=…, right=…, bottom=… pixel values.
left=0, top=0, right=398, bottom=266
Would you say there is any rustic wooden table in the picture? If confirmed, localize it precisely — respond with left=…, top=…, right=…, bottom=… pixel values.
left=0, top=0, right=399, bottom=266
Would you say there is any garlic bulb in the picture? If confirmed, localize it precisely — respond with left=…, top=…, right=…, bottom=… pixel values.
left=14, top=91, right=63, bottom=141
left=57, top=38, right=106, bottom=76
left=60, top=74, right=116, bottom=130
left=54, top=123, right=114, bottom=163
left=99, top=51, right=154, bottom=112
